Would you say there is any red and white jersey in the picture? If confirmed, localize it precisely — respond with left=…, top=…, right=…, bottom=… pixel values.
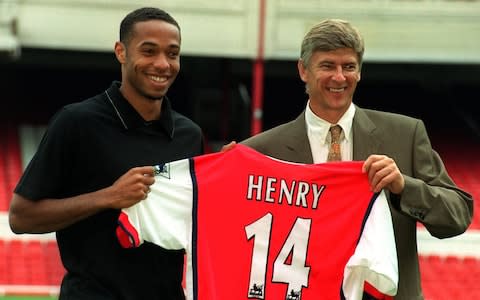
left=117, top=144, right=398, bottom=300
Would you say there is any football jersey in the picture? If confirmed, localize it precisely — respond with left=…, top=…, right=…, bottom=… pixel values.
left=117, top=144, right=398, bottom=300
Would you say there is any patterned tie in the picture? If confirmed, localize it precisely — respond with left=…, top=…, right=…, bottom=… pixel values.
left=327, top=125, right=342, bottom=162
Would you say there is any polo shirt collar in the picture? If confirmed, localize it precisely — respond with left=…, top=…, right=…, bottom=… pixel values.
left=105, top=81, right=175, bottom=138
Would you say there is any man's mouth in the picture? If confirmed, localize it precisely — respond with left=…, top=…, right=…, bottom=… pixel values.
left=329, top=87, right=346, bottom=93
left=149, top=75, right=168, bottom=83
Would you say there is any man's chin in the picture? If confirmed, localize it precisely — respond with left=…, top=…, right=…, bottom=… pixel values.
left=143, top=91, right=166, bottom=101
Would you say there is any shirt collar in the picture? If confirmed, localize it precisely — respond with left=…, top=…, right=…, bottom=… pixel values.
left=305, top=101, right=355, bottom=144
left=105, top=81, right=175, bottom=138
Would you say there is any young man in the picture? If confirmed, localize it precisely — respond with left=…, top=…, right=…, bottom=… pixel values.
left=241, top=19, right=473, bottom=299
left=9, top=7, right=203, bottom=299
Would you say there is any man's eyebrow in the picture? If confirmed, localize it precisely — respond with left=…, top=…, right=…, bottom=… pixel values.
left=168, top=44, right=180, bottom=50
left=317, top=60, right=334, bottom=65
left=139, top=41, right=158, bottom=46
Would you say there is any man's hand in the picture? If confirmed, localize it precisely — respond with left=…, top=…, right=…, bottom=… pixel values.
left=220, top=141, right=236, bottom=152
left=362, top=155, right=405, bottom=194
left=107, top=166, right=156, bottom=209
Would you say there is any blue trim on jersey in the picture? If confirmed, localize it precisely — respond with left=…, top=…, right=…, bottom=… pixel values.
left=340, top=192, right=381, bottom=300
left=116, top=220, right=138, bottom=247
left=358, top=192, right=381, bottom=246
left=189, top=157, right=199, bottom=299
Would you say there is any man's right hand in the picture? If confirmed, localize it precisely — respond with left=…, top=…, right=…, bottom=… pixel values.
left=108, top=166, right=156, bottom=209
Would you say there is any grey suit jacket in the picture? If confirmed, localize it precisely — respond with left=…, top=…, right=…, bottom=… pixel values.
left=241, top=106, right=473, bottom=300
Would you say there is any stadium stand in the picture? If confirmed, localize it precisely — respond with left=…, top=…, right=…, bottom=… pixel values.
left=434, top=134, right=480, bottom=230
left=420, top=255, right=480, bottom=300
left=0, top=239, right=63, bottom=296
left=0, top=123, right=22, bottom=211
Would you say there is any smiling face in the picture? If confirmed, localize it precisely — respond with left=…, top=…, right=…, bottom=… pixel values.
left=298, top=48, right=361, bottom=122
left=115, top=19, right=180, bottom=102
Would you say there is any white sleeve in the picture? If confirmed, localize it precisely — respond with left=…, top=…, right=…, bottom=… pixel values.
left=120, top=158, right=194, bottom=250
left=342, top=190, right=398, bottom=299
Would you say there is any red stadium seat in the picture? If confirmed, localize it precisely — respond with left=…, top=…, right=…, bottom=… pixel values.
left=420, top=255, right=480, bottom=299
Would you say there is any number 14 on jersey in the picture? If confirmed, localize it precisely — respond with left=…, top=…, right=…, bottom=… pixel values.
left=245, top=213, right=311, bottom=300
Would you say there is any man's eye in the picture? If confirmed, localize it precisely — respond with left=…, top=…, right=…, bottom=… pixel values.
left=142, top=49, right=155, bottom=55
left=344, top=65, right=357, bottom=71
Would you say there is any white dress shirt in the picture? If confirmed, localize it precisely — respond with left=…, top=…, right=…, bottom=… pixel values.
left=305, top=101, right=355, bottom=163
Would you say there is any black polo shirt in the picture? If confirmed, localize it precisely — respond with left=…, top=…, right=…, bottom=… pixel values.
left=15, top=81, right=204, bottom=300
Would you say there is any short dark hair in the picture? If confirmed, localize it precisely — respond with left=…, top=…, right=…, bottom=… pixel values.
left=119, top=7, right=181, bottom=44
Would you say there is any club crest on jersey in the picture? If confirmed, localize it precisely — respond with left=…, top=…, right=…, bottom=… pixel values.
left=154, top=164, right=170, bottom=179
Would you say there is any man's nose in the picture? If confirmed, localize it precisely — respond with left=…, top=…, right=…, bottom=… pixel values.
left=332, top=66, right=346, bottom=81
left=153, top=54, right=169, bottom=69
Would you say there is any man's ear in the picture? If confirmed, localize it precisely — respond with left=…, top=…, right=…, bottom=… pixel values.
left=114, top=41, right=126, bottom=64
left=297, top=59, right=307, bottom=82
left=357, top=71, right=361, bottom=82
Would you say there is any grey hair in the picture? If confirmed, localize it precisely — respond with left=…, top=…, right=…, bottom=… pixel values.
left=300, top=19, right=364, bottom=68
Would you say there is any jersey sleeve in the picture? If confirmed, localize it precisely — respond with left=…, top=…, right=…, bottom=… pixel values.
left=116, top=158, right=194, bottom=250
left=342, top=190, right=398, bottom=299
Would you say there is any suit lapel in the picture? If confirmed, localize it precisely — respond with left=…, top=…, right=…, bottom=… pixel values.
left=283, top=112, right=314, bottom=164
left=281, top=107, right=381, bottom=163
left=352, top=107, right=382, bottom=160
